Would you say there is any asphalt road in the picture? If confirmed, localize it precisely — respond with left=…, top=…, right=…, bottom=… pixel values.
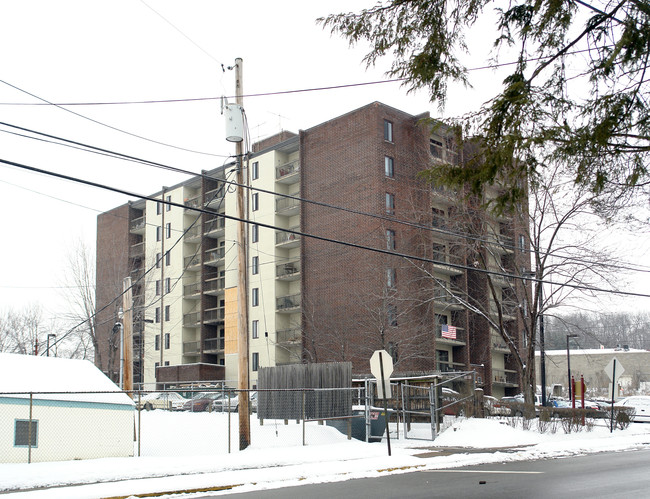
left=221, top=448, right=650, bottom=498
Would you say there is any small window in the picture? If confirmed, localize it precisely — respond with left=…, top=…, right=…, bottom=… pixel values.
left=164, top=305, right=170, bottom=322
left=252, top=256, right=259, bottom=275
left=165, top=277, right=171, bottom=294
left=384, top=156, right=394, bottom=178
left=387, top=305, right=398, bottom=326
left=386, top=193, right=395, bottom=215
left=252, top=224, right=259, bottom=243
left=384, top=120, right=393, bottom=142
left=165, top=251, right=171, bottom=266
left=156, top=226, right=162, bottom=242
left=155, top=280, right=161, bottom=296
left=155, top=334, right=160, bottom=350
left=518, top=235, right=525, bottom=252
left=387, top=268, right=396, bottom=288
left=156, top=253, right=161, bottom=269
left=156, top=202, right=162, bottom=215
left=252, top=193, right=259, bottom=211
left=155, top=307, right=160, bottom=324
left=386, top=229, right=396, bottom=250
left=252, top=161, right=259, bottom=180
left=252, top=288, right=259, bottom=307
left=165, top=195, right=171, bottom=211
left=166, top=223, right=171, bottom=239
left=164, top=361, right=170, bottom=366
left=252, top=320, right=259, bottom=339
left=165, top=332, right=170, bottom=348
left=14, top=420, right=38, bottom=447
left=252, top=352, right=259, bottom=371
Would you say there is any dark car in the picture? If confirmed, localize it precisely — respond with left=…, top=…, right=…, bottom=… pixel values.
left=182, top=392, right=225, bottom=412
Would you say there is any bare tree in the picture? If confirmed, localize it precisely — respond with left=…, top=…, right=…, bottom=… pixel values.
left=0, top=305, right=51, bottom=355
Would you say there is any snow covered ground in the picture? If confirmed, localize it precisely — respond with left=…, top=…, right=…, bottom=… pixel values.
left=2, top=412, right=650, bottom=498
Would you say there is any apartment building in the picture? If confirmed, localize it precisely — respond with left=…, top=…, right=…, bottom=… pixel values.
left=95, top=102, right=530, bottom=396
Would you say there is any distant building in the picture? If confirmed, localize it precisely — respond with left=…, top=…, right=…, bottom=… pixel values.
left=96, top=102, right=531, bottom=397
left=0, top=353, right=134, bottom=463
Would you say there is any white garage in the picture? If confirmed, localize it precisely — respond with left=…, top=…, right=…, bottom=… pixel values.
left=0, top=353, right=135, bottom=463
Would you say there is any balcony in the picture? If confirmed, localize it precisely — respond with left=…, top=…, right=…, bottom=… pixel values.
left=276, top=229, right=300, bottom=248
left=490, top=301, right=518, bottom=322
left=276, top=293, right=301, bottom=313
left=276, top=328, right=302, bottom=345
left=434, top=325, right=466, bottom=345
left=437, top=360, right=467, bottom=372
left=204, top=247, right=225, bottom=267
left=184, top=196, right=202, bottom=212
left=432, top=283, right=467, bottom=311
left=130, top=242, right=145, bottom=259
left=276, top=260, right=301, bottom=281
left=204, top=217, right=225, bottom=239
left=183, top=281, right=201, bottom=299
left=183, top=341, right=200, bottom=355
left=204, top=277, right=225, bottom=296
left=431, top=251, right=464, bottom=276
left=183, top=312, right=201, bottom=328
left=185, top=225, right=202, bottom=242
left=204, top=307, right=225, bottom=324
left=205, top=187, right=225, bottom=208
left=275, top=196, right=300, bottom=216
left=492, top=368, right=518, bottom=387
left=431, top=184, right=455, bottom=207
left=275, top=160, right=300, bottom=184
left=129, top=216, right=145, bottom=235
left=204, top=337, right=225, bottom=353
left=184, top=254, right=201, bottom=271
left=492, top=336, right=510, bottom=353
left=487, top=234, right=514, bottom=255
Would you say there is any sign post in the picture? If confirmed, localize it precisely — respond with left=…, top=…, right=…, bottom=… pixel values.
left=370, top=350, right=393, bottom=456
left=604, top=357, right=625, bottom=433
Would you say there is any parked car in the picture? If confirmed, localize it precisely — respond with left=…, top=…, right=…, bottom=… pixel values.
left=616, top=396, right=650, bottom=422
left=212, top=391, right=258, bottom=412
left=484, top=395, right=510, bottom=416
left=138, top=392, right=187, bottom=411
left=182, top=392, right=225, bottom=412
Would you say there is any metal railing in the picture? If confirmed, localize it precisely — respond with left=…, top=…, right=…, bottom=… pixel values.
left=275, top=160, right=300, bottom=180
left=276, top=294, right=301, bottom=311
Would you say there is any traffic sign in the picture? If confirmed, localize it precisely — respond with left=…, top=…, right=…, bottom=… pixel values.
left=604, top=357, right=625, bottom=382
left=370, top=350, right=393, bottom=399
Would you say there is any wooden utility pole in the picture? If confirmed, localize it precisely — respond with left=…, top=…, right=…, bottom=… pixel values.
left=159, top=188, right=166, bottom=390
left=234, top=57, right=251, bottom=449
left=123, top=277, right=133, bottom=397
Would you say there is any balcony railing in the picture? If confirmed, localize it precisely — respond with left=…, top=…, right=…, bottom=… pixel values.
left=129, top=216, right=145, bottom=233
left=204, top=277, right=225, bottom=295
left=183, top=312, right=201, bottom=327
left=184, top=196, right=201, bottom=211
left=434, top=325, right=466, bottom=343
left=437, top=360, right=467, bottom=372
left=276, top=328, right=302, bottom=345
left=205, top=187, right=225, bottom=207
left=492, top=368, right=518, bottom=385
left=185, top=225, right=202, bottom=240
left=275, top=196, right=300, bottom=214
left=204, top=247, right=225, bottom=266
left=204, top=307, right=225, bottom=323
left=276, top=294, right=301, bottom=312
left=204, top=217, right=225, bottom=237
left=275, top=160, right=300, bottom=182
left=184, top=254, right=201, bottom=269
left=276, top=229, right=300, bottom=247
left=204, top=337, right=225, bottom=352
left=183, top=341, right=200, bottom=354
left=276, top=261, right=301, bottom=279
left=183, top=281, right=201, bottom=297
left=130, top=242, right=145, bottom=258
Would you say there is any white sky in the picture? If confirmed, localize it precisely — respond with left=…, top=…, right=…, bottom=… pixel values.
left=0, top=1, right=647, bottom=326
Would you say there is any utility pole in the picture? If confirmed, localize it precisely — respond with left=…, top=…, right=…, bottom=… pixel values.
left=159, top=188, right=166, bottom=390
left=233, top=58, right=250, bottom=449
left=123, top=276, right=133, bottom=397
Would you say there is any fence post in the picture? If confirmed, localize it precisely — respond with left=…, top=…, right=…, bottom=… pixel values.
left=302, top=391, right=306, bottom=446
left=430, top=383, right=438, bottom=441
left=364, top=379, right=371, bottom=443
left=137, top=391, right=142, bottom=457
left=28, top=393, right=33, bottom=464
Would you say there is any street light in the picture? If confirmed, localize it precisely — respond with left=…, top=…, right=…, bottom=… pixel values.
left=566, top=334, right=579, bottom=400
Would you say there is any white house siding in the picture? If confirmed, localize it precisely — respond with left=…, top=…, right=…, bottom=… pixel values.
left=0, top=397, right=134, bottom=463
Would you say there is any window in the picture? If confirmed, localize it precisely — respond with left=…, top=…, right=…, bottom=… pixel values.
left=164, top=305, right=170, bottom=322
left=165, top=277, right=171, bottom=294
left=252, top=320, right=259, bottom=339
left=156, top=253, right=161, bottom=269
left=518, top=234, right=525, bottom=252
left=166, top=223, right=171, bottom=239
left=164, top=361, right=170, bottom=366
left=387, top=305, right=398, bottom=326
left=252, top=161, right=259, bottom=180
left=387, top=268, right=396, bottom=288
left=252, top=256, right=259, bottom=275
left=156, top=202, right=162, bottom=215
left=252, top=224, right=259, bottom=243
left=384, top=120, right=393, bottom=142
left=165, top=251, right=171, bottom=266
left=155, top=280, right=161, bottom=296
left=388, top=342, right=399, bottom=363
left=156, top=226, right=162, bottom=242
left=155, top=334, right=160, bottom=350
left=165, top=195, right=171, bottom=211
left=384, top=156, right=394, bottom=178
left=155, top=307, right=160, bottom=324
left=165, top=332, right=170, bottom=348
left=432, top=208, right=446, bottom=228
left=14, top=420, right=38, bottom=447
left=252, top=352, right=259, bottom=371
left=252, top=288, right=259, bottom=307
left=386, top=193, right=395, bottom=215
left=155, top=362, right=159, bottom=369
left=386, top=229, right=396, bottom=250
left=252, top=193, right=259, bottom=211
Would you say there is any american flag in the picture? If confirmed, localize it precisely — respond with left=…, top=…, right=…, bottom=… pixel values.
left=441, top=324, right=457, bottom=340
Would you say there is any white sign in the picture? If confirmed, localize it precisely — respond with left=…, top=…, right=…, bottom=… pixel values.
left=604, top=357, right=625, bottom=382
left=370, top=350, right=393, bottom=399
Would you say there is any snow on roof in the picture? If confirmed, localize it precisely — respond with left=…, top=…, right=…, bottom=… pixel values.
left=0, top=353, right=134, bottom=407
left=538, top=348, right=648, bottom=356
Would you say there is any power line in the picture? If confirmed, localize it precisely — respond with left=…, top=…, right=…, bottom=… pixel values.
left=3, top=156, right=650, bottom=300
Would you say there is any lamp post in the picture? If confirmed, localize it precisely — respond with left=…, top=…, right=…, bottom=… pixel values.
left=566, top=334, right=579, bottom=400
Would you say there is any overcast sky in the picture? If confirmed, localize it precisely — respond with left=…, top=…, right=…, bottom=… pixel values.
left=0, top=0, right=647, bottom=326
